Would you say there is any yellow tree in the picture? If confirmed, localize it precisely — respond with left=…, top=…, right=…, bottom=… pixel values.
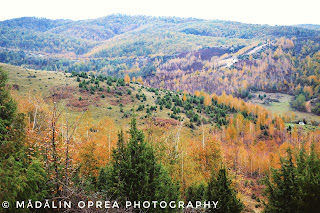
left=204, top=94, right=211, bottom=106
left=137, top=76, right=144, bottom=85
left=193, top=135, right=222, bottom=180
left=74, top=115, right=117, bottom=178
left=182, top=94, right=187, bottom=102
left=194, top=90, right=200, bottom=97
left=124, top=74, right=131, bottom=84
left=200, top=90, right=205, bottom=97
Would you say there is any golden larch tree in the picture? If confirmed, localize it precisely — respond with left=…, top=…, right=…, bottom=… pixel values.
left=137, top=76, right=144, bottom=85
left=124, top=74, right=131, bottom=84
left=182, top=94, right=187, bottom=102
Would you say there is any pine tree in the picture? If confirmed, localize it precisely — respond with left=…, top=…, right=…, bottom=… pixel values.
left=264, top=145, right=320, bottom=212
left=206, top=167, right=243, bottom=213
left=264, top=149, right=298, bottom=213
left=0, top=67, right=47, bottom=211
left=97, top=167, right=110, bottom=191
left=299, top=144, right=320, bottom=212
left=102, top=117, right=180, bottom=212
left=186, top=182, right=206, bottom=206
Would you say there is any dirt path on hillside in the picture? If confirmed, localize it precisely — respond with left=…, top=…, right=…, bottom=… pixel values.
left=219, top=41, right=273, bottom=68
left=246, top=42, right=273, bottom=55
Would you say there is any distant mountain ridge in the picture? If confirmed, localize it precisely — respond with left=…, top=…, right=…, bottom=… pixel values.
left=295, top=24, right=320, bottom=31
left=1, top=14, right=320, bottom=115
left=0, top=14, right=319, bottom=55
left=0, top=14, right=319, bottom=80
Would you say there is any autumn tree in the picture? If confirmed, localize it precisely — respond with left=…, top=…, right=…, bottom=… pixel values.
left=124, top=74, right=130, bottom=84
left=194, top=90, right=200, bottom=97
left=204, top=94, right=211, bottom=107
left=74, top=115, right=117, bottom=180
left=182, top=94, right=187, bottom=102
left=137, top=76, right=144, bottom=85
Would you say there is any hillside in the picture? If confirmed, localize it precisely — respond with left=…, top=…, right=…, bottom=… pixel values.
left=2, top=58, right=320, bottom=212
left=2, top=14, right=320, bottom=128
left=3, top=62, right=256, bottom=130
left=295, top=24, right=320, bottom=31
left=0, top=14, right=318, bottom=60
left=1, top=14, right=320, bottom=120
left=2, top=16, right=320, bottom=111
left=2, top=13, right=320, bottom=213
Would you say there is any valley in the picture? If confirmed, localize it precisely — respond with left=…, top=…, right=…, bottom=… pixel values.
left=1, top=14, right=320, bottom=213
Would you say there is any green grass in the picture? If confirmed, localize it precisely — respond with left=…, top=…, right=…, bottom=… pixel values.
left=2, top=63, right=184, bottom=129
left=2, top=63, right=74, bottom=94
left=251, top=91, right=320, bottom=124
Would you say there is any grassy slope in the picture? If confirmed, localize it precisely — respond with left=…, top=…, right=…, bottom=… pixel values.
left=251, top=91, right=320, bottom=131
left=4, top=62, right=72, bottom=94
left=5, top=61, right=320, bottom=129
left=3, top=62, right=184, bottom=129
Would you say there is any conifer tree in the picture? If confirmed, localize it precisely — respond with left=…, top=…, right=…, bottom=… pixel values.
left=264, top=146, right=320, bottom=213
left=264, top=149, right=298, bottom=213
left=299, top=144, right=320, bottom=212
left=186, top=182, right=206, bottom=205
left=101, top=117, right=180, bottom=212
left=0, top=67, right=47, bottom=211
left=206, top=167, right=243, bottom=213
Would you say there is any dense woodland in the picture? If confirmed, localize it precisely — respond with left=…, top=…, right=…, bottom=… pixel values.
left=1, top=14, right=320, bottom=212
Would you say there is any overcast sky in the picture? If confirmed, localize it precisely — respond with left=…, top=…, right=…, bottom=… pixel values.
left=1, top=0, right=319, bottom=26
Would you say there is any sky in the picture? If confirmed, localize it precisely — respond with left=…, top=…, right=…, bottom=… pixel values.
left=1, top=0, right=319, bottom=26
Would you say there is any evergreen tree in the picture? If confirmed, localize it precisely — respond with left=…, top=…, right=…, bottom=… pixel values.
left=101, top=118, right=180, bottom=212
left=299, top=144, right=320, bottom=212
left=264, top=149, right=298, bottom=213
left=206, top=167, right=243, bottom=213
left=264, top=146, right=320, bottom=213
left=97, top=167, right=110, bottom=192
left=186, top=182, right=206, bottom=206
left=0, top=67, right=47, bottom=212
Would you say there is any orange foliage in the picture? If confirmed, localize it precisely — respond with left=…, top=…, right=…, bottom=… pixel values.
left=74, top=115, right=117, bottom=177
left=137, top=76, right=144, bottom=85
left=124, top=74, right=131, bottom=84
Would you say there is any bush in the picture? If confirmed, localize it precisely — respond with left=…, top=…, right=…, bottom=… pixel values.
left=292, top=93, right=306, bottom=111
left=312, top=103, right=320, bottom=115
left=251, top=193, right=257, bottom=200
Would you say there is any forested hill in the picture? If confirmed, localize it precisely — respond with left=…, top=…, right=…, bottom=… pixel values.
left=1, top=15, right=320, bottom=116
left=0, top=14, right=318, bottom=56
left=295, top=24, right=320, bottom=31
